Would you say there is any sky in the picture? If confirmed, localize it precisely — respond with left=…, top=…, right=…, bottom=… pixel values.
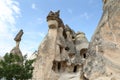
left=0, top=0, right=103, bottom=57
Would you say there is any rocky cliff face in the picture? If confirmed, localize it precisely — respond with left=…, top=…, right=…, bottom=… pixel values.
left=84, top=0, right=120, bottom=80
left=32, top=0, right=120, bottom=80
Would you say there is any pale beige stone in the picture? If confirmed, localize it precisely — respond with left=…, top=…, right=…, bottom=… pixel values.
left=84, top=0, right=120, bottom=80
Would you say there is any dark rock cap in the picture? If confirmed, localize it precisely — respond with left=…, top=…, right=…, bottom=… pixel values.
left=14, top=29, right=24, bottom=42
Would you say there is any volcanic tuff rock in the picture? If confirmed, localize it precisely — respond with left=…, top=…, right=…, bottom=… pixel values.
left=83, top=0, right=120, bottom=80
left=32, top=10, right=89, bottom=80
left=32, top=0, right=120, bottom=80
left=10, top=29, right=23, bottom=58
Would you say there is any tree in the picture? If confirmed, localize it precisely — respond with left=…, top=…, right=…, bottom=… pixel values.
left=0, top=53, right=35, bottom=80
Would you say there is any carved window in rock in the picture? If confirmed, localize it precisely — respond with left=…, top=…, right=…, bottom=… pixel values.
left=65, top=47, right=70, bottom=51
left=58, top=62, right=61, bottom=72
left=80, top=48, right=88, bottom=59
left=73, top=65, right=77, bottom=73
left=52, top=61, right=61, bottom=72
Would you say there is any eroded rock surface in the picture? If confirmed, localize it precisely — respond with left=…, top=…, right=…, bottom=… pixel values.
left=32, top=11, right=89, bottom=80
left=33, top=11, right=64, bottom=80
left=32, top=0, right=120, bottom=80
left=84, top=0, right=120, bottom=80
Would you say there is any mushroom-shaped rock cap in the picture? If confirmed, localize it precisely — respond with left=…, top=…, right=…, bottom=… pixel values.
left=14, top=29, right=24, bottom=42
left=47, top=10, right=65, bottom=28
left=47, top=10, right=60, bottom=21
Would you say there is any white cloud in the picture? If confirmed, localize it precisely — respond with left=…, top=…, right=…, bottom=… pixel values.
left=0, top=0, right=21, bottom=56
left=0, top=0, right=45, bottom=57
left=32, top=3, right=36, bottom=9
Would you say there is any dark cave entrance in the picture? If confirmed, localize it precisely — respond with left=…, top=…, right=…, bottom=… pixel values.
left=80, top=48, right=88, bottom=59
left=73, top=65, right=77, bottom=73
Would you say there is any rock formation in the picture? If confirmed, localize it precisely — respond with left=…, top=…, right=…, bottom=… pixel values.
left=32, top=0, right=120, bottom=80
left=10, top=29, right=23, bottom=58
left=83, top=0, right=120, bottom=80
left=32, top=11, right=89, bottom=80
left=33, top=10, right=64, bottom=80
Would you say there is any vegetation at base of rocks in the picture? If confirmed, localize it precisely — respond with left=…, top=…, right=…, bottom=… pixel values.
left=0, top=53, right=35, bottom=80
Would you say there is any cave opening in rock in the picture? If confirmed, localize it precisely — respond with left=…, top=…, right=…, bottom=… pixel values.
left=80, top=48, right=88, bottom=58
left=52, top=61, right=61, bottom=72
left=83, top=53, right=86, bottom=58
left=65, top=47, right=69, bottom=51
left=73, top=65, right=77, bottom=72
left=72, top=36, right=75, bottom=39
left=58, top=62, right=61, bottom=72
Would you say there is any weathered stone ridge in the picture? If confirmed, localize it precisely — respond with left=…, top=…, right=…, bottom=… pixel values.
left=84, top=0, right=120, bottom=80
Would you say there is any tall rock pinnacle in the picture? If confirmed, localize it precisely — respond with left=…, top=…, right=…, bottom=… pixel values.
left=10, top=29, right=24, bottom=58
